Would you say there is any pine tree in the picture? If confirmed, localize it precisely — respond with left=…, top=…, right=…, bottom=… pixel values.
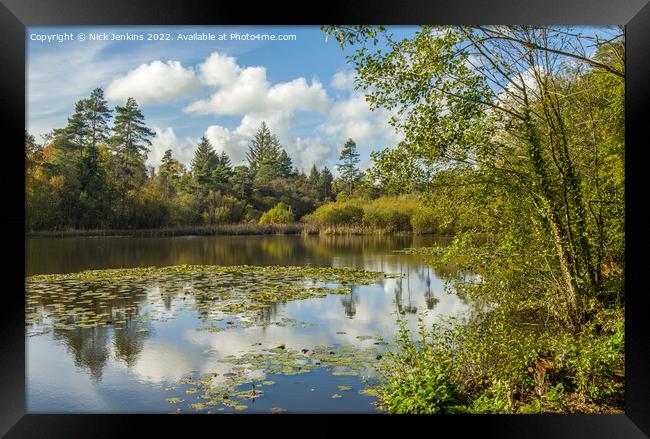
left=309, top=164, right=320, bottom=187
left=84, top=88, right=112, bottom=147
left=111, top=97, right=154, bottom=189
left=211, top=151, right=234, bottom=192
left=277, top=150, right=293, bottom=178
left=319, top=166, right=334, bottom=200
left=337, top=138, right=361, bottom=195
left=191, top=136, right=218, bottom=190
left=158, top=149, right=185, bottom=196
left=246, top=122, right=282, bottom=174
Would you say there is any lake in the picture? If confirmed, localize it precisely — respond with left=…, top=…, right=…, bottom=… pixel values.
left=25, top=234, right=469, bottom=413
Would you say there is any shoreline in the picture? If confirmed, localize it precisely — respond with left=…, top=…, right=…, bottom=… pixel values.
left=25, top=223, right=439, bottom=239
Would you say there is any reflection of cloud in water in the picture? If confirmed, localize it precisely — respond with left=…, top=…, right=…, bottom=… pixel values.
left=183, top=265, right=469, bottom=378
left=27, top=234, right=471, bottom=412
left=28, top=336, right=115, bottom=412
left=114, top=340, right=204, bottom=384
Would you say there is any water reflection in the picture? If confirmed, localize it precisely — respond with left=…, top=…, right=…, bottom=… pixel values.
left=340, top=286, right=359, bottom=319
left=27, top=234, right=468, bottom=413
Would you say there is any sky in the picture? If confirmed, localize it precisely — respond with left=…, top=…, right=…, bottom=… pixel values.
left=26, top=26, right=420, bottom=172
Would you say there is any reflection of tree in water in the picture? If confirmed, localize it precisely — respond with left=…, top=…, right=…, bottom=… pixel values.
left=423, top=267, right=439, bottom=310
left=255, top=302, right=279, bottom=326
left=46, top=286, right=152, bottom=381
left=394, top=263, right=418, bottom=315
left=113, top=318, right=149, bottom=368
left=53, top=325, right=111, bottom=382
left=340, top=286, right=359, bottom=319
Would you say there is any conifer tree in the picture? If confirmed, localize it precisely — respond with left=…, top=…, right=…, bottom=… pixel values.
left=191, top=136, right=218, bottom=190
left=111, top=97, right=154, bottom=189
left=337, top=138, right=361, bottom=195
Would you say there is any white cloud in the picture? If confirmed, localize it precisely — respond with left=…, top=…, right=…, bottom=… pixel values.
left=184, top=52, right=329, bottom=117
left=267, top=77, right=329, bottom=113
left=188, top=52, right=335, bottom=170
left=198, top=52, right=241, bottom=87
left=330, top=71, right=356, bottom=90
left=319, top=92, right=401, bottom=165
left=27, top=41, right=118, bottom=138
left=106, top=60, right=200, bottom=105
left=148, top=126, right=197, bottom=168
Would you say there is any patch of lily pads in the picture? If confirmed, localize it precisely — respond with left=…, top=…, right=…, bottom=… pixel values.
left=25, top=264, right=400, bottom=332
left=163, top=343, right=383, bottom=413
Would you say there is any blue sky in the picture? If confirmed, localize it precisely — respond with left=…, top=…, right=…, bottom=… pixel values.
left=26, top=25, right=617, bottom=172
left=27, top=26, right=420, bottom=172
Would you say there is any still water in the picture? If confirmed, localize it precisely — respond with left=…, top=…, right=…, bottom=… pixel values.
left=26, top=234, right=469, bottom=413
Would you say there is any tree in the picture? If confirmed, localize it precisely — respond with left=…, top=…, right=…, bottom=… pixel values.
left=211, top=151, right=234, bottom=192
left=337, top=138, right=361, bottom=196
left=259, top=202, right=295, bottom=224
left=324, top=25, right=625, bottom=328
left=277, top=150, right=293, bottom=178
left=40, top=89, right=114, bottom=228
left=318, top=166, right=334, bottom=201
left=158, top=149, right=185, bottom=196
left=190, top=136, right=218, bottom=191
left=246, top=122, right=282, bottom=174
left=111, top=97, right=154, bottom=190
left=230, top=165, right=252, bottom=200
left=308, top=165, right=320, bottom=188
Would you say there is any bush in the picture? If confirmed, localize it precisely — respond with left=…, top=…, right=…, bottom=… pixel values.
left=362, top=197, right=417, bottom=232
left=259, top=202, right=295, bottom=224
left=373, top=319, right=464, bottom=414
left=302, top=200, right=364, bottom=226
left=371, top=308, right=625, bottom=414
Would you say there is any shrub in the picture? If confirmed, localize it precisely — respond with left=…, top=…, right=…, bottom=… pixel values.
left=302, top=200, right=364, bottom=226
left=373, top=319, right=464, bottom=414
left=259, top=202, right=295, bottom=224
left=371, top=308, right=625, bottom=414
left=362, top=197, right=417, bottom=232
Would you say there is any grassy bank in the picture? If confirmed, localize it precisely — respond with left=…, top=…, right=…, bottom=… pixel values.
left=26, top=223, right=320, bottom=238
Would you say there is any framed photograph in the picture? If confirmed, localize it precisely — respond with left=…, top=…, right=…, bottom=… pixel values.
left=2, top=0, right=649, bottom=437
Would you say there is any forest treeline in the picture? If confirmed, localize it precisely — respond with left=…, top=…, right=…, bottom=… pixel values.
left=25, top=91, right=373, bottom=231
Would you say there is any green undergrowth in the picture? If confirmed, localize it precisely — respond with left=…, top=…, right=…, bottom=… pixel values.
left=372, top=308, right=624, bottom=414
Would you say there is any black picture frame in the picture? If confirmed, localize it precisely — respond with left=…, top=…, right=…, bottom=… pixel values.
left=2, top=0, right=648, bottom=437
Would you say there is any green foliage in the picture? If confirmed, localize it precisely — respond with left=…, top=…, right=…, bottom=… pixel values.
left=373, top=319, right=463, bottom=414
left=259, top=202, right=295, bottom=224
left=325, top=24, right=625, bottom=327
left=26, top=97, right=335, bottom=231
left=373, top=308, right=624, bottom=414
left=302, top=200, right=365, bottom=227
left=322, top=25, right=625, bottom=413
left=362, top=197, right=417, bottom=232
left=336, top=138, right=362, bottom=196
left=303, top=195, right=443, bottom=234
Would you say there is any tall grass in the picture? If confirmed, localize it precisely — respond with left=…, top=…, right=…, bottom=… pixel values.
left=302, top=195, right=448, bottom=235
